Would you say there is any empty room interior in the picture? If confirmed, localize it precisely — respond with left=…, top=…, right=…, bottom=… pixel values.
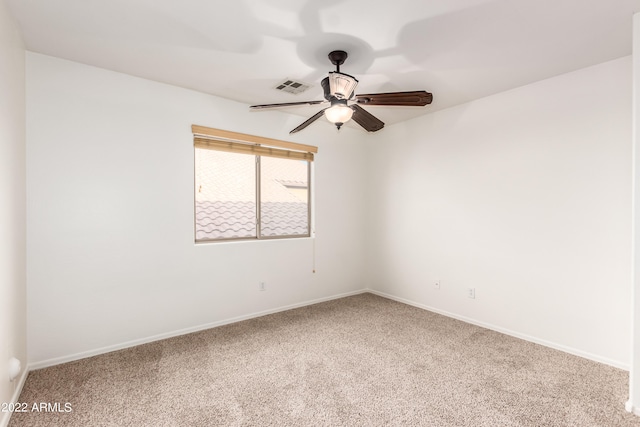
left=4, top=1, right=640, bottom=426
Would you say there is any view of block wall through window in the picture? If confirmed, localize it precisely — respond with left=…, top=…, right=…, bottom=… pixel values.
left=195, top=148, right=310, bottom=241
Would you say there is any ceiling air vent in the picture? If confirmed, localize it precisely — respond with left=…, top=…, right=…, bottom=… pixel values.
left=274, top=79, right=311, bottom=95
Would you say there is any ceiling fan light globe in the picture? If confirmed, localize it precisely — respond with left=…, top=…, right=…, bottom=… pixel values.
left=324, top=105, right=354, bottom=124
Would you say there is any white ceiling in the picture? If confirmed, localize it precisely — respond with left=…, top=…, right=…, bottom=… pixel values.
left=6, top=0, right=640, bottom=128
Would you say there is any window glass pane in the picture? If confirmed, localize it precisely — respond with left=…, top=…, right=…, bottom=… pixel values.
left=195, top=148, right=256, bottom=241
left=260, top=156, right=309, bottom=237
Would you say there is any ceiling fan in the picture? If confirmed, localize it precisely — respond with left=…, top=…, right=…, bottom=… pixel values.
left=250, top=50, right=433, bottom=134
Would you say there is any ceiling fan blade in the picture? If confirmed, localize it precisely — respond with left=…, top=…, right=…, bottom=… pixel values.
left=290, top=109, right=327, bottom=134
left=250, top=100, right=327, bottom=110
left=351, top=105, right=384, bottom=132
left=354, top=91, right=433, bottom=107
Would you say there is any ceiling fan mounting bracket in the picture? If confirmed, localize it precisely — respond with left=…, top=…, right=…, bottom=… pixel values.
left=328, top=50, right=348, bottom=71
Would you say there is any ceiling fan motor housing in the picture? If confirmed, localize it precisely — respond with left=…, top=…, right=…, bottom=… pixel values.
left=321, top=77, right=331, bottom=100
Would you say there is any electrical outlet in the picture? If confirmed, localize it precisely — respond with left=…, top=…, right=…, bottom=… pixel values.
left=259, top=281, right=266, bottom=291
left=434, top=281, right=441, bottom=290
left=467, top=288, right=475, bottom=299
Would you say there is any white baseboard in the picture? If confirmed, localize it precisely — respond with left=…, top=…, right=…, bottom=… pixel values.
left=367, top=289, right=629, bottom=371
left=0, top=366, right=29, bottom=427
left=625, top=400, right=640, bottom=416
left=29, top=289, right=368, bottom=370
left=27, top=287, right=628, bottom=374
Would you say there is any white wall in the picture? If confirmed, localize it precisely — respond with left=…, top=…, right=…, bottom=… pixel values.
left=26, top=53, right=368, bottom=366
left=0, top=0, right=27, bottom=424
left=628, top=12, right=640, bottom=415
left=367, top=56, right=632, bottom=368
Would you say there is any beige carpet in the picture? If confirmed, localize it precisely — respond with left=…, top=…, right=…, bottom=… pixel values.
left=9, top=293, right=640, bottom=426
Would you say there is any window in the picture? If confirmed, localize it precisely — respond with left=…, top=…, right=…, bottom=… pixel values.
left=193, top=125, right=316, bottom=242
